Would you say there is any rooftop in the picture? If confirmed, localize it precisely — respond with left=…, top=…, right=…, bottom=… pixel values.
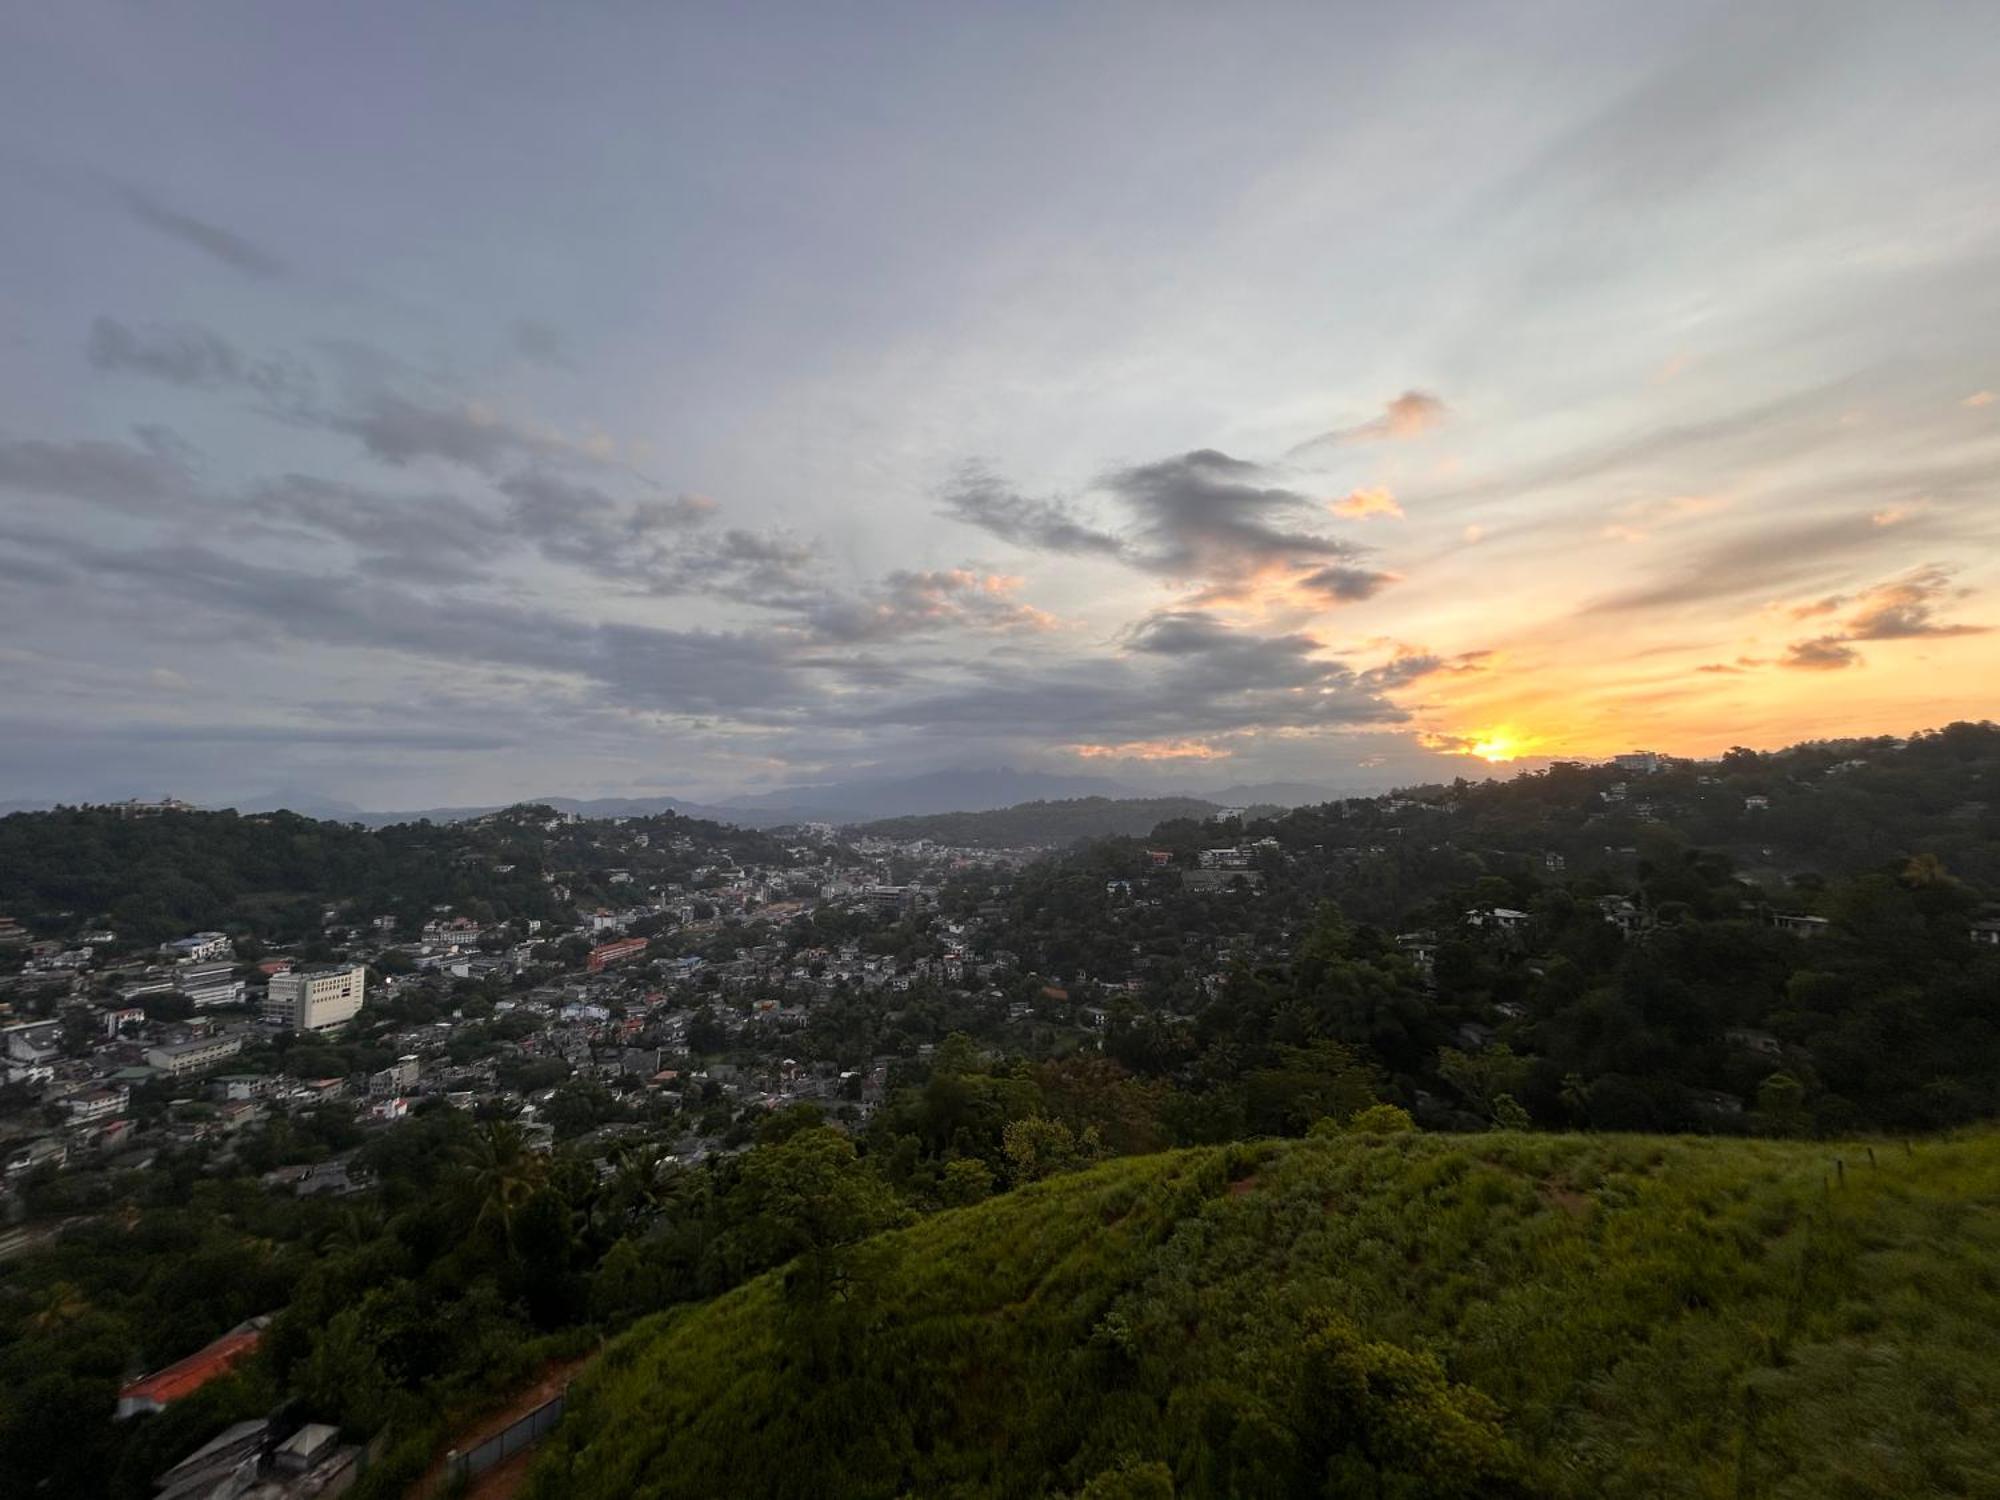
left=117, top=1321, right=265, bottom=1413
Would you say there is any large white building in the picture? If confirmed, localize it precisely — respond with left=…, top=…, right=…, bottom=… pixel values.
left=264, top=964, right=366, bottom=1032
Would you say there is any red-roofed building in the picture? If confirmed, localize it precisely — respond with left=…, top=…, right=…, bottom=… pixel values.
left=587, top=936, right=648, bottom=973
left=116, top=1319, right=267, bottom=1418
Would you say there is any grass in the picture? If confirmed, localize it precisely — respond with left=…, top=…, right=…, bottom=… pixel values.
left=530, top=1130, right=2000, bottom=1499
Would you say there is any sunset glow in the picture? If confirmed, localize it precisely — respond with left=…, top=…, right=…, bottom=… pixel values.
left=0, top=5, right=1995, bottom=812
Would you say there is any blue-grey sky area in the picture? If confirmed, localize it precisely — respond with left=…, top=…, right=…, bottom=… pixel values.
left=2, top=1, right=1996, bottom=808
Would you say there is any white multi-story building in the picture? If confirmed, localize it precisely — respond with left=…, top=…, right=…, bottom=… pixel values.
left=177, top=961, right=245, bottom=1009
left=264, top=964, right=366, bottom=1032
left=66, top=1085, right=130, bottom=1121
left=161, top=932, right=232, bottom=962
left=148, top=1034, right=244, bottom=1077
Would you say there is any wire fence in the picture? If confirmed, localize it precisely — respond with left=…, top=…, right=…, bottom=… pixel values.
left=443, top=1387, right=567, bottom=1487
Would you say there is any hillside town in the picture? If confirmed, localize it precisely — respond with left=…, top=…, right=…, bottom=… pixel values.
left=3, top=727, right=2000, bottom=1496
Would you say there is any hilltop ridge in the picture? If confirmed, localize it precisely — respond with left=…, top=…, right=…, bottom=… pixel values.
left=531, top=1126, right=2000, bottom=1499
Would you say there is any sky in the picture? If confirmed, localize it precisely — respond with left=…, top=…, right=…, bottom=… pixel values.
left=1, top=0, right=1996, bottom=809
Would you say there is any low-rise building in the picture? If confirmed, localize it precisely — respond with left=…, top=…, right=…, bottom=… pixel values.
left=177, top=960, right=245, bottom=1009
left=148, top=1033, right=244, bottom=1078
left=65, top=1085, right=129, bottom=1121
left=161, top=931, right=231, bottom=963
left=369, top=1054, right=420, bottom=1096
left=115, top=1319, right=267, bottom=1419
left=587, top=936, right=648, bottom=973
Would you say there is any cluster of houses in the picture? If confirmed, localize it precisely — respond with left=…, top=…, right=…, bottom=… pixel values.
left=0, top=813, right=1061, bottom=1203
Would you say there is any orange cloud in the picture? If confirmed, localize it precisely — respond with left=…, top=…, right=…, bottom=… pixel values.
left=1782, top=636, right=1861, bottom=671
left=1966, top=390, right=1995, bottom=408
left=1069, top=738, right=1232, bottom=761
left=1330, top=486, right=1403, bottom=520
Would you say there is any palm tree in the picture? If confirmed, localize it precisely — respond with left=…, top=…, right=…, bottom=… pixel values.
left=460, top=1119, right=545, bottom=1248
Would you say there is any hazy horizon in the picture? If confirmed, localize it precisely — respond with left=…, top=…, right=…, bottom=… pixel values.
left=4, top=2, right=1996, bottom=808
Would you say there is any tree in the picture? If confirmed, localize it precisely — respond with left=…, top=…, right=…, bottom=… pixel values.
left=1341, top=1103, right=1416, bottom=1136
left=938, top=1157, right=995, bottom=1206
left=1002, top=1116, right=1101, bottom=1185
left=1436, top=1045, right=1531, bottom=1124
left=460, top=1119, right=547, bottom=1252
left=730, top=1127, right=903, bottom=1306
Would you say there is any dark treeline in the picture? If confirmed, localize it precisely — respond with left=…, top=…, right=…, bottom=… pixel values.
left=0, top=803, right=792, bottom=949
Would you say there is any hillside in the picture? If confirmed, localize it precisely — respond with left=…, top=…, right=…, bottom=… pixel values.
left=531, top=1127, right=2000, bottom=1500
left=0, top=802, right=789, bottom=948
left=853, top=797, right=1240, bottom=847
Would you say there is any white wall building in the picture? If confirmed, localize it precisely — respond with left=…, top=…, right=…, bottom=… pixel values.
left=264, top=964, right=366, bottom=1032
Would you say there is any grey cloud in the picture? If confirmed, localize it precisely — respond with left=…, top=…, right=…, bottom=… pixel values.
left=1358, top=648, right=1489, bottom=691
left=938, top=464, right=1127, bottom=557
left=250, top=474, right=507, bottom=560
left=0, top=428, right=194, bottom=511
left=511, top=320, right=572, bottom=368
left=117, top=188, right=286, bottom=278
left=1105, top=448, right=1361, bottom=581
left=1582, top=509, right=1951, bottom=617
left=1296, top=564, right=1398, bottom=605
left=798, top=568, right=1055, bottom=645
left=1843, top=564, right=1986, bottom=640
left=89, top=317, right=314, bottom=402
left=329, top=391, right=561, bottom=473
left=498, top=472, right=715, bottom=573
left=0, top=554, right=73, bottom=587
left=71, top=540, right=811, bottom=719
left=945, top=447, right=1396, bottom=605
left=66, top=721, right=519, bottom=751
left=831, top=630, right=1403, bottom=745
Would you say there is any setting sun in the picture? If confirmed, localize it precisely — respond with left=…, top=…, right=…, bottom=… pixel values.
left=1469, top=730, right=1529, bottom=763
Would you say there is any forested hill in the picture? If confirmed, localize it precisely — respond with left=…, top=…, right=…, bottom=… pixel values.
left=531, top=1126, right=2000, bottom=1500
left=0, top=802, right=790, bottom=948
left=956, top=721, right=2000, bottom=1138
left=852, top=797, right=1239, bottom=847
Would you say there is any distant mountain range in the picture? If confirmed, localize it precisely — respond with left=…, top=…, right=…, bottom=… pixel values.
left=852, top=796, right=1278, bottom=847
left=0, top=767, right=1356, bottom=830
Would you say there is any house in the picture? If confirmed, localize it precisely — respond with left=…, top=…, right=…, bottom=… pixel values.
left=587, top=936, right=648, bottom=973
left=1725, top=1028, right=1784, bottom=1059
left=369, top=1055, right=420, bottom=1096
left=1970, top=919, right=2000, bottom=947
left=115, top=1318, right=267, bottom=1418
left=1765, top=912, right=1830, bottom=939
left=160, top=932, right=231, bottom=963
left=1744, top=795, right=1770, bottom=812
left=147, top=1033, right=244, bottom=1078
left=1598, top=896, right=1649, bottom=936
left=100, top=1004, right=147, bottom=1036
left=65, top=1085, right=129, bottom=1122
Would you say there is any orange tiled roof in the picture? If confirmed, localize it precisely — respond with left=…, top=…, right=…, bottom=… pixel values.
left=119, top=1326, right=263, bottom=1407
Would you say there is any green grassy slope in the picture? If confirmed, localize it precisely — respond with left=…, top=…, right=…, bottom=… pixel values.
left=531, top=1130, right=2000, bottom=1499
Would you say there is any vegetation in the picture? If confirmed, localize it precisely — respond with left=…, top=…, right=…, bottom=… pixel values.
left=534, top=1127, right=2000, bottom=1499
left=853, top=797, right=1242, bottom=848
left=0, top=801, right=791, bottom=949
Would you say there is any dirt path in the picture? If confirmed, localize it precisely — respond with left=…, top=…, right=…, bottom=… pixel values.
left=460, top=1443, right=539, bottom=1500
left=409, top=1354, right=591, bottom=1498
